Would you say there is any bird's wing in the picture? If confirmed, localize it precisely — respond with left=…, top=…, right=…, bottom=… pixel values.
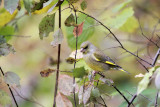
left=93, top=51, right=117, bottom=66
left=93, top=50, right=130, bottom=74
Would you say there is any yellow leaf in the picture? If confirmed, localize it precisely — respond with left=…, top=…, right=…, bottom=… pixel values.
left=0, top=9, right=18, bottom=27
left=33, top=1, right=58, bottom=14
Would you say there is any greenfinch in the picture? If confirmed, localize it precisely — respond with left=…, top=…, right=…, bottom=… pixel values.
left=80, top=41, right=130, bottom=74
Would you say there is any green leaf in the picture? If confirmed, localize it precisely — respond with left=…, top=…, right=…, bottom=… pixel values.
left=39, top=13, right=55, bottom=40
left=51, top=28, right=64, bottom=47
left=23, top=0, right=31, bottom=13
left=0, top=89, right=12, bottom=106
left=106, top=7, right=134, bottom=29
left=68, top=0, right=79, bottom=4
left=0, top=26, right=15, bottom=41
left=72, top=67, right=87, bottom=78
left=120, top=16, right=139, bottom=33
left=137, top=67, right=155, bottom=95
left=4, top=71, right=21, bottom=86
left=80, top=0, right=87, bottom=11
left=4, top=0, right=19, bottom=14
left=112, top=0, right=131, bottom=13
left=91, top=88, right=101, bottom=98
left=155, top=67, right=160, bottom=90
left=66, top=13, right=95, bottom=49
left=64, top=14, right=76, bottom=27
left=83, top=86, right=93, bottom=104
left=32, top=0, right=49, bottom=12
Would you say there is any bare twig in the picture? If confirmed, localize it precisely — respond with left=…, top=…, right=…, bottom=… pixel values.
left=154, top=90, right=159, bottom=107
left=111, top=85, right=130, bottom=104
left=0, top=67, right=18, bottom=107
left=100, top=96, right=107, bottom=107
left=53, top=1, right=63, bottom=106
left=127, top=94, right=137, bottom=107
left=70, top=3, right=78, bottom=107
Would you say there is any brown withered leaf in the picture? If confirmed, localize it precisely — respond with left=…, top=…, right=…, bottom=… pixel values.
left=73, top=21, right=84, bottom=37
left=40, top=68, right=56, bottom=77
left=58, top=74, right=78, bottom=96
left=56, top=92, right=73, bottom=107
left=65, top=57, right=77, bottom=64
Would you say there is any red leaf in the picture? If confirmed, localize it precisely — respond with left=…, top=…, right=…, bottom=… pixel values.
left=73, top=21, right=84, bottom=37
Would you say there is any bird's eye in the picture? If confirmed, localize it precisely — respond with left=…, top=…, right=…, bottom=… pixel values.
left=84, top=45, right=88, bottom=49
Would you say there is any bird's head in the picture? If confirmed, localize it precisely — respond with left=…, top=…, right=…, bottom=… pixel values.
left=80, top=41, right=96, bottom=56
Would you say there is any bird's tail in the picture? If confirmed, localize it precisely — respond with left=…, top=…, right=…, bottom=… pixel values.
left=117, top=67, right=130, bottom=74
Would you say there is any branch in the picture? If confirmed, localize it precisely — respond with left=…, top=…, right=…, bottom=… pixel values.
left=127, top=94, right=137, bottom=107
left=69, top=8, right=153, bottom=66
left=111, top=85, right=130, bottom=104
left=53, top=1, right=63, bottom=106
left=154, top=90, right=159, bottom=107
left=70, top=3, right=78, bottom=107
left=0, top=67, right=18, bottom=107
left=100, top=96, right=107, bottom=107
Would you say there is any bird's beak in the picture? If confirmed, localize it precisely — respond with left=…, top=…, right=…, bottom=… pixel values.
left=80, top=48, right=85, bottom=53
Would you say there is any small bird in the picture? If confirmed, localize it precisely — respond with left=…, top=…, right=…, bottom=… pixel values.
left=80, top=41, right=130, bottom=74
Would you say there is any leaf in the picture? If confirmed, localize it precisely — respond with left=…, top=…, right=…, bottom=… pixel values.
left=64, top=14, right=76, bottom=27
left=0, top=43, right=15, bottom=56
left=105, top=7, right=134, bottom=29
left=155, top=68, right=160, bottom=90
left=83, top=85, right=93, bottom=104
left=0, top=89, right=12, bottom=106
left=80, top=0, right=87, bottom=11
left=78, top=86, right=84, bottom=104
left=73, top=22, right=84, bottom=37
left=0, top=26, right=15, bottom=41
left=50, top=28, right=64, bottom=47
left=135, top=73, right=144, bottom=78
left=65, top=57, right=77, bottom=64
left=58, top=74, right=78, bottom=96
left=4, top=0, right=19, bottom=14
left=66, top=14, right=95, bottom=49
left=31, top=0, right=49, bottom=12
left=23, top=0, right=31, bottom=13
left=91, top=88, right=101, bottom=98
left=112, top=0, right=131, bottom=13
left=68, top=0, right=79, bottom=4
left=120, top=16, right=139, bottom=33
left=72, top=67, right=87, bottom=78
left=39, top=13, right=55, bottom=40
left=137, top=67, right=155, bottom=95
left=4, top=71, right=20, bottom=86
left=0, top=9, right=18, bottom=27
left=99, top=77, right=114, bottom=86
left=56, top=92, right=73, bottom=107
left=40, top=68, right=56, bottom=77
left=69, top=49, right=83, bottom=59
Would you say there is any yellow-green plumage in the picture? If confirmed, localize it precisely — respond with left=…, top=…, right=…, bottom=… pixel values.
left=80, top=41, right=130, bottom=74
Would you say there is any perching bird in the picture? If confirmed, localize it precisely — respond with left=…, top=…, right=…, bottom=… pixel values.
left=80, top=41, right=130, bottom=74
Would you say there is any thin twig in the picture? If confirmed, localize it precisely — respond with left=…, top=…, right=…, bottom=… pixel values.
left=127, top=94, right=137, bottom=107
left=0, top=67, right=18, bottom=107
left=100, top=96, right=107, bottom=107
left=111, top=85, right=130, bottom=104
left=70, top=8, right=153, bottom=66
left=70, top=3, right=78, bottom=107
left=154, top=90, right=159, bottom=107
left=53, top=1, right=62, bottom=106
